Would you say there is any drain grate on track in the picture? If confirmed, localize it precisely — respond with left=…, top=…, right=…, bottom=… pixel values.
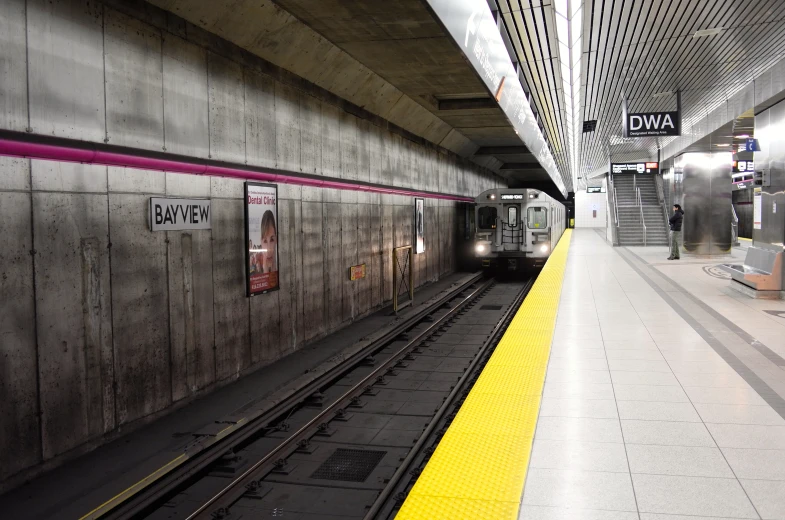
left=480, top=305, right=502, bottom=310
left=310, top=448, right=387, bottom=482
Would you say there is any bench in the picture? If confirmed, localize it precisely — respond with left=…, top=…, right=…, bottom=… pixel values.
left=720, top=247, right=783, bottom=295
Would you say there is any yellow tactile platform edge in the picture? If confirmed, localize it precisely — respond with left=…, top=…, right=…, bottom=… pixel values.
left=396, top=230, right=572, bottom=520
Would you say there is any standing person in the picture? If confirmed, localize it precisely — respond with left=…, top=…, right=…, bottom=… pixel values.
left=668, top=204, right=684, bottom=260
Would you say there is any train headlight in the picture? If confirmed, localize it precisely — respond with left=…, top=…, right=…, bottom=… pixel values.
left=540, top=244, right=549, bottom=253
left=475, top=244, right=486, bottom=253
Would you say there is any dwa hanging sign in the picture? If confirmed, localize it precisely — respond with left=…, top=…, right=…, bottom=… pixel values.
left=622, top=92, right=682, bottom=138
left=625, top=111, right=680, bottom=137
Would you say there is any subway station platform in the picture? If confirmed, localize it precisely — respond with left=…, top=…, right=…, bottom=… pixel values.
left=401, top=229, right=785, bottom=520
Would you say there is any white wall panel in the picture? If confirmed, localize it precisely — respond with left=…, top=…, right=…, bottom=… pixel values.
left=0, top=0, right=28, bottom=132
left=104, top=9, right=164, bottom=151
left=575, top=191, right=607, bottom=228
left=162, top=35, right=209, bottom=159
left=33, top=192, right=114, bottom=457
left=31, top=161, right=107, bottom=193
left=0, top=193, right=40, bottom=483
left=27, top=0, right=105, bottom=141
left=208, top=53, right=246, bottom=164
left=275, top=81, right=301, bottom=173
left=245, top=70, right=277, bottom=169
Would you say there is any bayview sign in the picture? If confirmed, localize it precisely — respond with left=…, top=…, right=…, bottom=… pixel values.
left=149, top=197, right=211, bottom=231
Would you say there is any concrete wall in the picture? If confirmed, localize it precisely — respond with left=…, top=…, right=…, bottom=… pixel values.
left=0, top=0, right=503, bottom=486
left=575, top=191, right=607, bottom=228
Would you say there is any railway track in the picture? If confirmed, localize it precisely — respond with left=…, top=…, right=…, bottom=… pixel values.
left=92, top=274, right=532, bottom=520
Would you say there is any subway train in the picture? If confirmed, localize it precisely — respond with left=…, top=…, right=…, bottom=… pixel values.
left=472, top=188, right=566, bottom=271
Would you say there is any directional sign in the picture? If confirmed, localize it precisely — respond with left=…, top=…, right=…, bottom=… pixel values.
left=611, top=162, right=659, bottom=174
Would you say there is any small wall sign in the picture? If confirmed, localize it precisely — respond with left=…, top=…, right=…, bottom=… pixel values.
left=149, top=198, right=211, bottom=231
left=349, top=264, right=366, bottom=281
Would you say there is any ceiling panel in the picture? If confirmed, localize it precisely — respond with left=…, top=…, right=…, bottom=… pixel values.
left=497, top=0, right=785, bottom=187
left=581, top=0, right=785, bottom=181
left=499, top=0, right=571, bottom=186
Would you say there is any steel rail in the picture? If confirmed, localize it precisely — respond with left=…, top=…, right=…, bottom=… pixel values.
left=187, top=278, right=497, bottom=520
left=94, top=273, right=484, bottom=520
left=362, top=277, right=535, bottom=520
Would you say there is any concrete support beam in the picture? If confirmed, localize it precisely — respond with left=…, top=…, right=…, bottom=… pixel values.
left=475, top=146, right=531, bottom=155
left=438, top=98, right=497, bottom=111
left=500, top=163, right=545, bottom=171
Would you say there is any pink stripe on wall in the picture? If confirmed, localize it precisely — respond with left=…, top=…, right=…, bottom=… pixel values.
left=0, top=137, right=474, bottom=202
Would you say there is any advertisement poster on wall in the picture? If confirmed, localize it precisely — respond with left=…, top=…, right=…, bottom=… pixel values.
left=753, top=187, right=762, bottom=230
left=414, top=198, right=425, bottom=254
left=245, top=182, right=280, bottom=296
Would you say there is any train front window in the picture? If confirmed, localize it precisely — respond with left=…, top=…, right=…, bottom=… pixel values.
left=527, top=206, right=547, bottom=228
left=507, top=206, right=518, bottom=227
left=478, top=207, right=497, bottom=229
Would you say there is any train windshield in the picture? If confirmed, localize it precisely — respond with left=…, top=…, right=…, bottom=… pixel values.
left=477, top=206, right=497, bottom=229
left=527, top=206, right=547, bottom=228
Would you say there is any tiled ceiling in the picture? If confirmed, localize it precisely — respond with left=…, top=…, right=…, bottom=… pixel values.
left=496, top=0, right=785, bottom=189
left=497, top=1, right=570, bottom=185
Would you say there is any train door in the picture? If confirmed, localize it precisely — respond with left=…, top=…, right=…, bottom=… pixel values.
left=502, top=204, right=523, bottom=251
left=526, top=204, right=549, bottom=249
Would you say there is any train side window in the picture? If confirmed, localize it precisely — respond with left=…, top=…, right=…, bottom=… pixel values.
left=527, top=206, right=547, bottom=228
left=507, top=206, right=518, bottom=227
left=478, top=206, right=497, bottom=229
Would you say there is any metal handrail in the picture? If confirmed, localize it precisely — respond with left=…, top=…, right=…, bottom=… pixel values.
left=613, top=186, right=619, bottom=225
left=637, top=187, right=647, bottom=246
left=731, top=204, right=740, bottom=246
left=609, top=174, right=620, bottom=246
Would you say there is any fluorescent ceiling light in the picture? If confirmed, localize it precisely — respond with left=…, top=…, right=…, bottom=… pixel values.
left=556, top=13, right=569, bottom=43
left=559, top=42, right=569, bottom=61
left=715, top=143, right=730, bottom=147
left=693, top=27, right=724, bottom=38
left=652, top=90, right=673, bottom=98
left=561, top=61, right=570, bottom=81
left=736, top=134, right=750, bottom=138
left=571, top=8, right=582, bottom=44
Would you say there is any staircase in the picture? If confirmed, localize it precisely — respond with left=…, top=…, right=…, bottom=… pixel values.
left=612, top=174, right=669, bottom=246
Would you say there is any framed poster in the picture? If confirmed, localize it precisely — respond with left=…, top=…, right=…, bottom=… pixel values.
left=245, top=182, right=280, bottom=296
left=753, top=187, right=762, bottom=230
left=414, top=198, right=425, bottom=254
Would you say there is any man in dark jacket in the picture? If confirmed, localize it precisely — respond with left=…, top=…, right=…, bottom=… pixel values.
left=668, top=204, right=684, bottom=260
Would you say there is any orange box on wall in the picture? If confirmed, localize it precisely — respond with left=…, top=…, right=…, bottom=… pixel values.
left=349, top=264, right=366, bottom=281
